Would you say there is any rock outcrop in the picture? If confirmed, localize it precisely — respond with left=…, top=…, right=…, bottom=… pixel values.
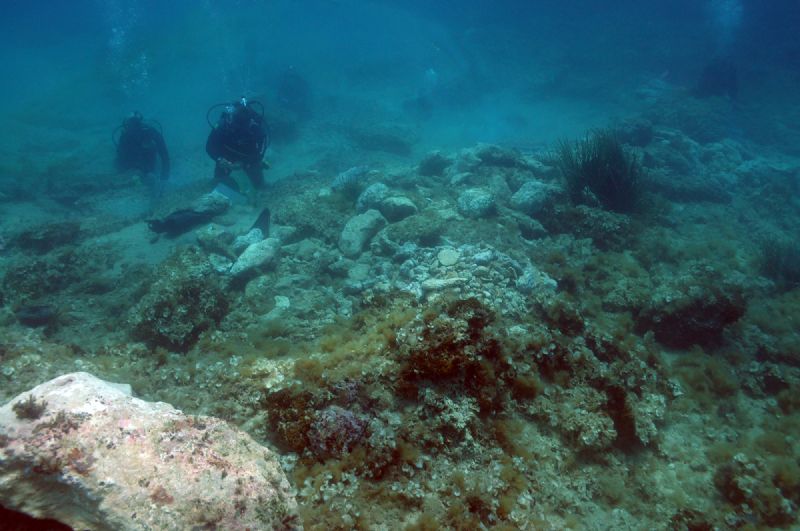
left=0, top=372, right=298, bottom=531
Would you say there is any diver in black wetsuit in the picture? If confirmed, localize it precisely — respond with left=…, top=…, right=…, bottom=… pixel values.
left=114, top=112, right=170, bottom=195
left=206, top=97, right=269, bottom=191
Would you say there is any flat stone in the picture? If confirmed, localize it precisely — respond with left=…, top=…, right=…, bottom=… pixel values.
left=0, top=372, right=297, bottom=531
left=437, top=248, right=460, bottom=266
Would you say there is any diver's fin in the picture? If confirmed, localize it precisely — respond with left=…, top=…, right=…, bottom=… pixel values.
left=251, top=207, right=271, bottom=236
left=213, top=183, right=247, bottom=205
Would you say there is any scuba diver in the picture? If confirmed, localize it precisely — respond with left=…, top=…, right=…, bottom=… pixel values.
left=113, top=112, right=170, bottom=196
left=206, top=97, right=270, bottom=192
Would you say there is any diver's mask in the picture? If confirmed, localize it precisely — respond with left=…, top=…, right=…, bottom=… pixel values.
left=124, top=111, right=144, bottom=129
left=222, top=105, right=236, bottom=126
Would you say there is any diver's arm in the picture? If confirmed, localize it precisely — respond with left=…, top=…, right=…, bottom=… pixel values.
left=256, top=127, right=268, bottom=159
left=206, top=128, right=225, bottom=160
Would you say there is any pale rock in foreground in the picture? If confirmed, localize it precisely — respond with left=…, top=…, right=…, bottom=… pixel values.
left=0, top=372, right=298, bottom=531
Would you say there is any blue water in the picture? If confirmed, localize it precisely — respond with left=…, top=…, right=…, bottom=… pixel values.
left=1, top=1, right=800, bottom=528
left=0, top=1, right=796, bottom=161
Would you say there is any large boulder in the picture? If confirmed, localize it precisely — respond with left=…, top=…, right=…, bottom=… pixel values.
left=0, top=372, right=298, bottom=531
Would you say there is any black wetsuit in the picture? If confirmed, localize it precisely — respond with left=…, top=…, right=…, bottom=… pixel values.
left=116, top=119, right=170, bottom=183
left=206, top=104, right=268, bottom=190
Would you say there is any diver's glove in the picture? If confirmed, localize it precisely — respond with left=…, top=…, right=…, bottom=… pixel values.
left=217, top=158, right=235, bottom=171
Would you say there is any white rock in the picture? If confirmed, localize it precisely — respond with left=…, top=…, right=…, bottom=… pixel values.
left=229, top=237, right=280, bottom=277
left=0, top=372, right=297, bottom=531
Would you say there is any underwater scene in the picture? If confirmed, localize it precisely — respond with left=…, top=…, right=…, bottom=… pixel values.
left=0, top=0, right=799, bottom=529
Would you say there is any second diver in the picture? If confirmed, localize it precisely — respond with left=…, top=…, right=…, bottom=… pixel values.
left=206, top=97, right=270, bottom=192
left=114, top=111, right=170, bottom=197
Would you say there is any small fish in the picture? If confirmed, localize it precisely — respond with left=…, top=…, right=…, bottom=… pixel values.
left=147, top=209, right=214, bottom=237
left=331, top=166, right=370, bottom=192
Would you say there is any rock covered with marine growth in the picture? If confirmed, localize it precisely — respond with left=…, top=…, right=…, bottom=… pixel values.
left=0, top=372, right=298, bottom=531
left=457, top=188, right=495, bottom=218
left=339, top=209, right=387, bottom=257
left=511, top=180, right=562, bottom=215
